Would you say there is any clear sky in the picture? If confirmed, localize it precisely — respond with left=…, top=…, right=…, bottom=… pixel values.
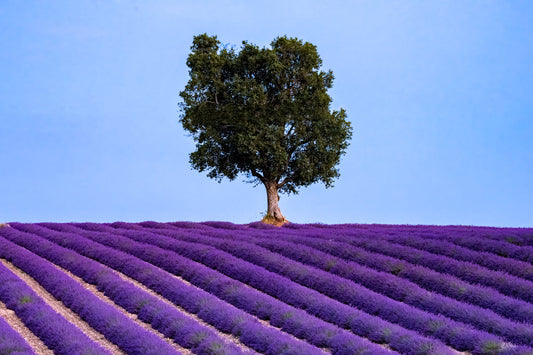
left=1, top=1, right=532, bottom=227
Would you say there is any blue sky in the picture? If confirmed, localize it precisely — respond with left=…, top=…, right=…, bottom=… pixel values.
left=1, top=1, right=531, bottom=226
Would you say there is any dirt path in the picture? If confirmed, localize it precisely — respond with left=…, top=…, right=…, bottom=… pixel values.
left=0, top=259, right=124, bottom=354
left=113, top=265, right=255, bottom=353
left=121, top=257, right=329, bottom=354
left=0, top=299, right=53, bottom=355
left=48, top=262, right=192, bottom=355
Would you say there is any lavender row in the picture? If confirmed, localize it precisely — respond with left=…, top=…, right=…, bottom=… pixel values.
left=404, top=230, right=533, bottom=264
left=380, top=234, right=533, bottom=281
left=165, top=227, right=533, bottom=340
left=130, top=225, right=533, bottom=347
left=458, top=227, right=533, bottom=247
left=153, top=221, right=533, bottom=274
left=255, top=238, right=533, bottom=336
left=273, top=223, right=533, bottom=279
left=280, top=223, right=533, bottom=248
left=100, top=224, right=520, bottom=354
left=0, top=255, right=110, bottom=355
left=338, top=224, right=533, bottom=248
left=245, top=224, right=533, bottom=304
left=0, top=314, right=35, bottom=355
left=57, top=223, right=454, bottom=355
left=0, top=234, right=178, bottom=355
left=250, top=230, right=533, bottom=325
left=296, top=224, right=533, bottom=264
left=15, top=223, right=334, bottom=355
left=463, top=228, right=533, bottom=247
left=0, top=226, right=247, bottom=355
left=139, top=222, right=533, bottom=311
left=334, top=235, right=533, bottom=304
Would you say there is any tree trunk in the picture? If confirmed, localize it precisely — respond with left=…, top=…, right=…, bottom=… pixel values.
left=264, top=180, right=285, bottom=223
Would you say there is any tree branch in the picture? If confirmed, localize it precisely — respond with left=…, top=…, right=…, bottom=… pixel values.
left=214, top=87, right=220, bottom=107
left=278, top=176, right=291, bottom=188
left=250, top=169, right=264, bottom=183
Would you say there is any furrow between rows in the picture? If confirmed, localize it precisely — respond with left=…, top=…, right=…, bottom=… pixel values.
left=112, top=266, right=253, bottom=353
left=115, top=244, right=391, bottom=355
left=1, top=259, right=120, bottom=354
left=0, top=300, right=42, bottom=355
left=49, top=261, right=190, bottom=354
left=0, top=257, right=111, bottom=355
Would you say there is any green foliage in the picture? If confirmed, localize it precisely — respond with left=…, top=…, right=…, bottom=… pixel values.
left=207, top=341, right=225, bottom=354
left=190, top=331, right=208, bottom=346
left=135, top=299, right=151, bottom=312
left=428, top=320, right=446, bottom=333
left=179, top=34, right=352, bottom=194
left=417, top=342, right=436, bottom=355
left=282, top=311, right=294, bottom=319
left=480, top=340, right=503, bottom=354
left=504, top=236, right=521, bottom=245
left=381, top=327, right=392, bottom=341
left=325, top=259, right=337, bottom=271
left=389, top=264, right=404, bottom=276
left=19, top=295, right=32, bottom=304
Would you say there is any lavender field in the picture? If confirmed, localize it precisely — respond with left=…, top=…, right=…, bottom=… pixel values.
left=0, top=222, right=532, bottom=355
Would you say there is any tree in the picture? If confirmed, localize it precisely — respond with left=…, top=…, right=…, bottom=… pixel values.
left=179, top=34, right=352, bottom=224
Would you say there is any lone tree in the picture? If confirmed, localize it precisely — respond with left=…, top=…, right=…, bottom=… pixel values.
left=179, top=34, right=352, bottom=225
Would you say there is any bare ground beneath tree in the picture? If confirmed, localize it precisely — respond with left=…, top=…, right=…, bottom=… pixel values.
left=260, top=216, right=290, bottom=227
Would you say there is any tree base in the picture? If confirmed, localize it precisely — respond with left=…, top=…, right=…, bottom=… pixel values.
left=261, top=215, right=289, bottom=227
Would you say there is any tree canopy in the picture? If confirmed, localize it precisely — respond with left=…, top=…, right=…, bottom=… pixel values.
left=179, top=34, right=352, bottom=223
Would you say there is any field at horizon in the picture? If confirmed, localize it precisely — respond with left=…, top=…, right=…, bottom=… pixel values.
left=1, top=221, right=532, bottom=355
